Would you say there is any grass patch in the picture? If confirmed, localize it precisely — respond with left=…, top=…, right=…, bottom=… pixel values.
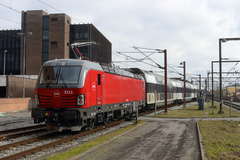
left=199, top=120, right=240, bottom=160
left=154, top=101, right=240, bottom=118
left=46, top=120, right=144, bottom=160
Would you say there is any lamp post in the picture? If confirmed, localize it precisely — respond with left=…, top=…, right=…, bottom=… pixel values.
left=211, top=61, right=214, bottom=107
left=18, top=32, right=32, bottom=98
left=207, top=71, right=210, bottom=91
left=199, top=74, right=201, bottom=90
left=219, top=37, right=240, bottom=114
left=219, top=39, right=224, bottom=114
left=164, top=49, right=168, bottom=113
left=180, top=61, right=186, bottom=107
left=3, top=50, right=7, bottom=75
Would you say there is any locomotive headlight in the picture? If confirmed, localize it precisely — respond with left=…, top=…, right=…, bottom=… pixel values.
left=35, top=95, right=40, bottom=106
left=77, top=94, right=85, bottom=106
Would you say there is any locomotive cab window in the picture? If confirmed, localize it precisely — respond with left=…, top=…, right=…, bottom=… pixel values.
left=59, top=67, right=81, bottom=84
left=39, top=66, right=81, bottom=85
left=39, top=66, right=60, bottom=84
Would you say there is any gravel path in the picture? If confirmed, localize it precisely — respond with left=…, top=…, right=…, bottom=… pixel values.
left=75, top=117, right=201, bottom=160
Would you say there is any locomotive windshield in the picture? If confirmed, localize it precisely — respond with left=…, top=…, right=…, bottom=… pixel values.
left=39, top=66, right=81, bottom=85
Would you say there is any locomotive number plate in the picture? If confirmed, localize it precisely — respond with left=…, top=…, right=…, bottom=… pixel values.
left=64, top=90, right=73, bottom=94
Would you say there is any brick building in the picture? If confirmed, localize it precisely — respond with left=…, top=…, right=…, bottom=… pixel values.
left=6, top=75, right=37, bottom=98
left=21, top=10, right=111, bottom=75
left=21, top=10, right=71, bottom=75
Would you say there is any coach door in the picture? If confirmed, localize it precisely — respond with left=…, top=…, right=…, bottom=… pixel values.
left=96, top=73, right=102, bottom=105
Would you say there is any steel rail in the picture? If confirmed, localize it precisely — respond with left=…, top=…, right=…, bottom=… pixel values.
left=0, top=128, right=46, bottom=141
left=223, top=100, right=240, bottom=110
left=0, top=117, right=33, bottom=126
left=0, top=131, right=58, bottom=152
left=214, top=99, right=240, bottom=111
left=0, top=124, right=45, bottom=135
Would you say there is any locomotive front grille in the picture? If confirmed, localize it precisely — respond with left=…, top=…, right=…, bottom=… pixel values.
left=39, top=95, right=54, bottom=106
left=61, top=95, right=77, bottom=106
left=38, top=95, right=77, bottom=107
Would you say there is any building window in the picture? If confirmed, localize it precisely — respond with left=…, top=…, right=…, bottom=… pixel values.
left=43, top=30, right=49, bottom=40
left=42, top=40, right=49, bottom=52
left=42, top=52, right=48, bottom=62
left=43, top=16, right=49, bottom=29
left=84, top=33, right=88, bottom=39
left=51, top=18, right=58, bottom=22
left=75, top=33, right=80, bottom=39
left=0, top=30, right=21, bottom=75
left=80, top=33, right=83, bottom=38
left=67, top=19, right=70, bottom=24
left=51, top=41, right=58, bottom=46
left=42, top=16, right=49, bottom=63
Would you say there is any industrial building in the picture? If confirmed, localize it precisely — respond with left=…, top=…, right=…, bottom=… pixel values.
left=0, top=30, right=21, bottom=75
left=223, top=83, right=240, bottom=96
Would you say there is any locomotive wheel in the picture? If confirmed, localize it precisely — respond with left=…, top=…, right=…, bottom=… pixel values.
left=103, top=112, right=109, bottom=125
left=89, top=119, right=95, bottom=130
left=83, top=119, right=95, bottom=131
left=103, top=117, right=108, bottom=125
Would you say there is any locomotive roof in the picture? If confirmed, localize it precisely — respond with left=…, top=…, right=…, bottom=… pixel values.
left=101, top=66, right=143, bottom=79
left=42, top=59, right=142, bottom=79
left=42, top=59, right=103, bottom=71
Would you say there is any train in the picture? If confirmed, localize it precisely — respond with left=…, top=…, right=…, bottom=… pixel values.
left=31, top=59, right=198, bottom=132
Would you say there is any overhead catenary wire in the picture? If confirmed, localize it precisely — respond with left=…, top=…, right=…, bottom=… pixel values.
left=114, top=51, right=185, bottom=76
left=0, top=2, right=21, bottom=14
left=133, top=46, right=164, bottom=69
left=0, top=16, right=20, bottom=24
left=37, top=0, right=84, bottom=24
left=168, top=64, right=182, bottom=76
left=226, top=62, right=239, bottom=75
left=116, top=51, right=160, bottom=68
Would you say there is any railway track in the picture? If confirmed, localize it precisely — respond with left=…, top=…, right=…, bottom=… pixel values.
left=0, top=117, right=33, bottom=126
left=0, top=126, right=47, bottom=141
left=0, top=119, right=126, bottom=160
left=223, top=100, right=240, bottom=110
left=214, top=98, right=240, bottom=111
left=0, top=124, right=45, bottom=136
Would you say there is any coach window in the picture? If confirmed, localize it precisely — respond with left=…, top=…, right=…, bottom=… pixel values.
left=98, top=74, right=101, bottom=85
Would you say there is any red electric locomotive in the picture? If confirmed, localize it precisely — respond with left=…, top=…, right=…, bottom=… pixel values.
left=32, top=59, right=145, bottom=131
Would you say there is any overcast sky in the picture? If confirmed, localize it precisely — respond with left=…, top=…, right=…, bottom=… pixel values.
left=1, top=0, right=240, bottom=85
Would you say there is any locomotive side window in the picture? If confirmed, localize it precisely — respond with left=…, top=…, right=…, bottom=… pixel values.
left=98, top=74, right=101, bottom=85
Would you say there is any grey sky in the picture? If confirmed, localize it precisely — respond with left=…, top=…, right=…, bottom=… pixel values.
left=1, top=0, right=240, bottom=85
